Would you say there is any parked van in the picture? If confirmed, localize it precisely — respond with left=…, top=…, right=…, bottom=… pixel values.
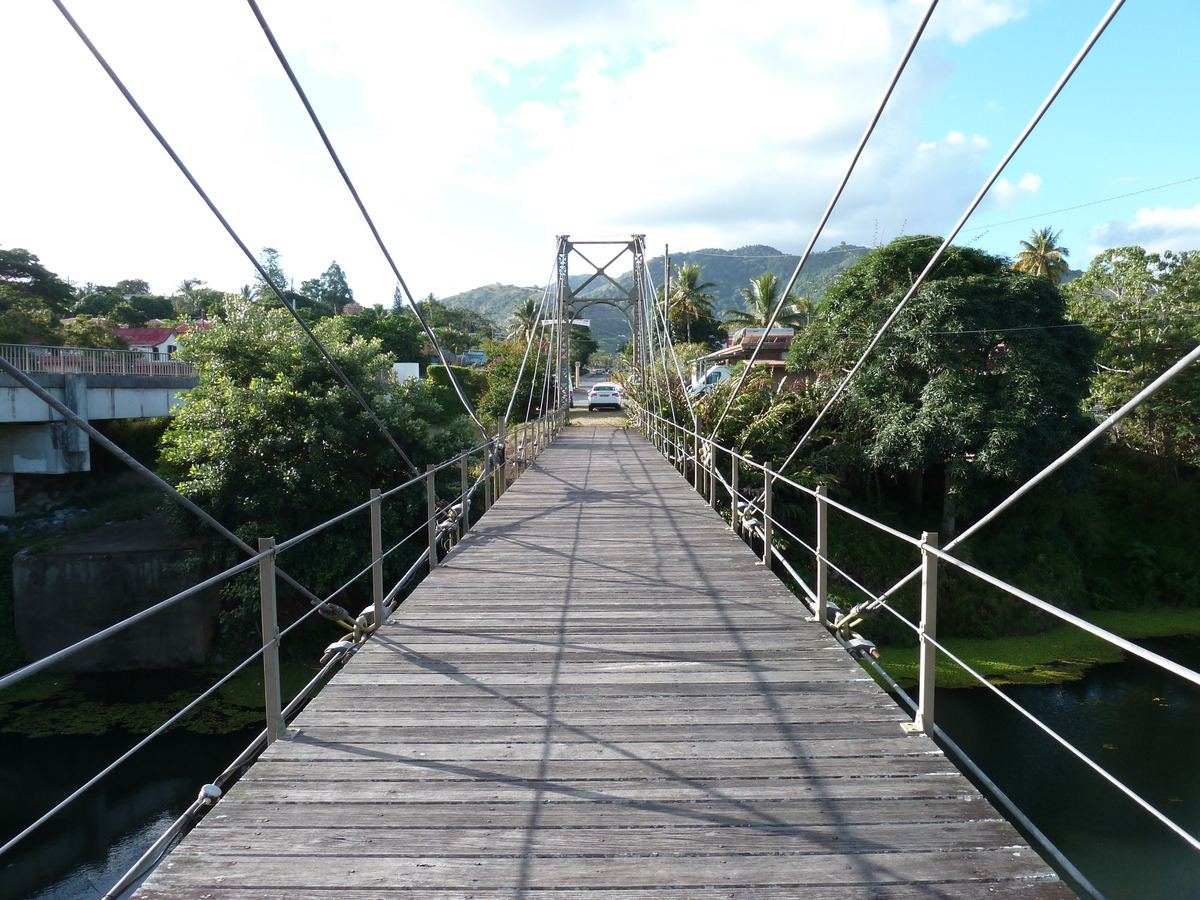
left=689, top=365, right=733, bottom=397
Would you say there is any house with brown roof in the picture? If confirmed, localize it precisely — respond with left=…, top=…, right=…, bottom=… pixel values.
left=692, top=328, right=809, bottom=391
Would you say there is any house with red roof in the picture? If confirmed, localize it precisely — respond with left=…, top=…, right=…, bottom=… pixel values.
left=110, top=321, right=210, bottom=359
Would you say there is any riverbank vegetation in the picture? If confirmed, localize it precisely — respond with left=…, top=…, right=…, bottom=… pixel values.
left=663, top=235, right=1200, bottom=672
left=3, top=234, right=1198, bottom=693
left=880, top=607, right=1200, bottom=689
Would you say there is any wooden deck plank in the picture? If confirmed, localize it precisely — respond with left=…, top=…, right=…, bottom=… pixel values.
left=128, top=888, right=1071, bottom=900
left=134, top=426, right=1072, bottom=899
left=197, top=798, right=1006, bottom=831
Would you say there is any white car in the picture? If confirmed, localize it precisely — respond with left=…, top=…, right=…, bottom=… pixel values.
left=587, top=383, right=623, bottom=411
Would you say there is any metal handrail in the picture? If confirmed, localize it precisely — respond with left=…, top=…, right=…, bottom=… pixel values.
left=631, top=402, right=1200, bottom=874
left=0, top=406, right=566, bottom=881
left=0, top=342, right=198, bottom=377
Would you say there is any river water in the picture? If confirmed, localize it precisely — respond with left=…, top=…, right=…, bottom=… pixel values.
left=0, top=727, right=258, bottom=900
left=4, top=639, right=1200, bottom=899
left=933, top=634, right=1200, bottom=900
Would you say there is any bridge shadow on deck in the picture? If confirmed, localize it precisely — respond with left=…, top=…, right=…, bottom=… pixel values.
left=134, top=426, right=1074, bottom=899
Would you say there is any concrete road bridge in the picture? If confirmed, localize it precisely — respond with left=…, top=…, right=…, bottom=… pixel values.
left=0, top=343, right=197, bottom=514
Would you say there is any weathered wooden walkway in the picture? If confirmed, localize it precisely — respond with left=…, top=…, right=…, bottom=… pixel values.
left=137, top=426, right=1074, bottom=899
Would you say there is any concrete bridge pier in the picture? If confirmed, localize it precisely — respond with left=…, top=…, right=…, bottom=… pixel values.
left=0, top=375, right=91, bottom=515
left=0, top=371, right=196, bottom=515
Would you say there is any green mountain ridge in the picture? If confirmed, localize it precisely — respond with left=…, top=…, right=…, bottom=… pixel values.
left=443, top=244, right=871, bottom=351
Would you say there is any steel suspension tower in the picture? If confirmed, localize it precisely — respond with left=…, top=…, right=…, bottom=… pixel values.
left=553, top=234, right=649, bottom=407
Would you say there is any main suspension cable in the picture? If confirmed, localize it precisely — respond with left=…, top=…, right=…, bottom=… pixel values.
left=778, top=0, right=1127, bottom=476
left=706, top=0, right=940, bottom=443
left=645, top=258, right=695, bottom=428
left=503, top=266, right=557, bottom=426
left=50, top=0, right=422, bottom=478
left=245, top=0, right=489, bottom=443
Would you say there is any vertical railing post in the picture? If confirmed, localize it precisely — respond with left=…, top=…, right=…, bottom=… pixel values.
left=426, top=464, right=438, bottom=573
left=907, top=531, right=939, bottom=734
left=761, top=465, right=773, bottom=567
left=460, top=456, right=470, bottom=533
left=370, top=489, right=383, bottom=629
left=729, top=452, right=739, bottom=533
left=708, top=442, right=717, bottom=509
left=484, top=443, right=494, bottom=511
left=258, top=537, right=285, bottom=746
left=496, top=415, right=508, bottom=500
left=816, top=484, right=829, bottom=625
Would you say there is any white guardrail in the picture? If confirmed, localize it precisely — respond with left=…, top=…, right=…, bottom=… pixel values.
left=0, top=342, right=197, bottom=377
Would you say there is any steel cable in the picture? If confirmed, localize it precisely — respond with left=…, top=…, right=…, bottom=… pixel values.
left=50, top=0, right=422, bottom=477
left=706, top=0, right=941, bottom=443
left=778, top=0, right=1127, bottom=475
left=244, top=0, right=489, bottom=442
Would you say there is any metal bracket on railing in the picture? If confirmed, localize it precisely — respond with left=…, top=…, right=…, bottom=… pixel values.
left=842, top=636, right=881, bottom=660
left=320, top=637, right=360, bottom=665
left=437, top=500, right=464, bottom=552
left=315, top=600, right=355, bottom=628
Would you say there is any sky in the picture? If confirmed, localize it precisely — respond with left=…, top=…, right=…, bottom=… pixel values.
left=2, top=0, right=1198, bottom=308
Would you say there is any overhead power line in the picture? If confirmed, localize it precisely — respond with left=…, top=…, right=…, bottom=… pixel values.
left=968, top=175, right=1200, bottom=235
left=50, top=0, right=421, bottom=478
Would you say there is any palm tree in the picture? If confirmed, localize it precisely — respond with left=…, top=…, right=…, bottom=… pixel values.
left=508, top=297, right=541, bottom=342
left=723, top=272, right=809, bottom=331
left=1013, top=227, right=1071, bottom=281
left=663, top=263, right=717, bottom=344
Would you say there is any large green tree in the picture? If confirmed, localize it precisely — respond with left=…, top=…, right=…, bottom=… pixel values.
left=0, top=248, right=76, bottom=343
left=789, top=236, right=1096, bottom=535
left=158, top=300, right=475, bottom=629
left=252, top=247, right=304, bottom=310
left=477, top=337, right=552, bottom=424
left=569, top=324, right=598, bottom=371
left=1066, top=246, right=1200, bottom=466
left=414, top=294, right=498, bottom=356
left=0, top=248, right=75, bottom=317
left=300, top=261, right=354, bottom=318
left=342, top=306, right=428, bottom=364
left=0, top=248, right=130, bottom=346
left=172, top=279, right=225, bottom=319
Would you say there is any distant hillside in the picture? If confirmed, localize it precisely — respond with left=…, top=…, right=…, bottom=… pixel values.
left=442, top=283, right=543, bottom=327
left=642, top=243, right=870, bottom=312
left=444, top=244, right=872, bottom=352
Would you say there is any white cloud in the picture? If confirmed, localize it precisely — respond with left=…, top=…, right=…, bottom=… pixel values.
left=1090, top=204, right=1200, bottom=255
left=926, top=0, right=1031, bottom=44
left=992, top=172, right=1043, bottom=206
left=0, top=0, right=1038, bottom=300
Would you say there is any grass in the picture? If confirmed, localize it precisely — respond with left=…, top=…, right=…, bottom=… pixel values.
left=877, top=606, right=1200, bottom=689
left=0, top=662, right=320, bottom=738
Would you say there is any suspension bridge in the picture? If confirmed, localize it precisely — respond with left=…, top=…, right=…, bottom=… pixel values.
left=7, top=1, right=1200, bottom=897
left=129, top=424, right=1074, bottom=899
